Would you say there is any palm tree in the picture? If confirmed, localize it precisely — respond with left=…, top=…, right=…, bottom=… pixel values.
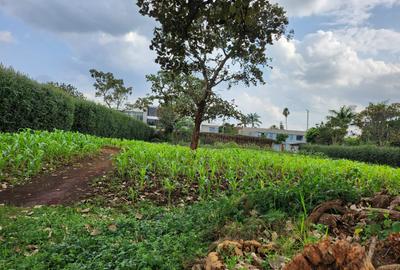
left=326, top=105, right=356, bottom=144
left=247, top=113, right=262, bottom=128
left=282, top=108, right=290, bottom=129
left=327, top=105, right=355, bottom=126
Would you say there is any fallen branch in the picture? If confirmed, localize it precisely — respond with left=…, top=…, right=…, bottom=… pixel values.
left=362, top=208, right=400, bottom=220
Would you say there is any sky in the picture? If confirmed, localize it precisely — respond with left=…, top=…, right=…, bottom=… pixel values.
left=1, top=0, right=400, bottom=131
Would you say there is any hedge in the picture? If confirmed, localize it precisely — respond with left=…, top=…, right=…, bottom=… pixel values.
left=0, top=65, right=153, bottom=140
left=200, top=132, right=274, bottom=147
left=72, top=100, right=153, bottom=140
left=0, top=66, right=75, bottom=132
left=300, top=144, right=400, bottom=167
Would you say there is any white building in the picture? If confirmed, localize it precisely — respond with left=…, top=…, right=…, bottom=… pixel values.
left=200, top=123, right=220, bottom=133
left=239, top=127, right=306, bottom=151
left=124, top=106, right=160, bottom=128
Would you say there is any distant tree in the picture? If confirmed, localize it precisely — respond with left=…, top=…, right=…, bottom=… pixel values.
left=247, top=113, right=262, bottom=128
left=158, top=105, right=179, bottom=134
left=276, top=133, right=288, bottom=144
left=219, top=123, right=237, bottom=135
left=282, top=107, right=290, bottom=129
left=279, top=121, right=285, bottom=130
left=239, top=115, right=251, bottom=128
left=48, top=82, right=86, bottom=100
left=89, top=69, right=133, bottom=110
left=305, top=127, right=319, bottom=144
left=135, top=71, right=242, bottom=135
left=326, top=105, right=356, bottom=144
left=276, top=133, right=288, bottom=151
left=270, top=124, right=278, bottom=129
left=355, top=102, right=400, bottom=146
left=137, top=0, right=289, bottom=149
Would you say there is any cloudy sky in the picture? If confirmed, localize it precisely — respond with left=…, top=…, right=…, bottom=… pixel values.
left=1, top=0, right=400, bottom=130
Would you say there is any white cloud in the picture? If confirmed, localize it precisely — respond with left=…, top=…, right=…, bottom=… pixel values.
left=225, top=27, right=400, bottom=130
left=63, top=31, right=156, bottom=73
left=0, top=0, right=154, bottom=35
left=0, top=31, right=14, bottom=43
left=273, top=0, right=400, bottom=25
left=334, top=28, right=400, bottom=55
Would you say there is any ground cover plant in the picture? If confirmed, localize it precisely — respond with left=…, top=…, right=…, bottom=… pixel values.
left=113, top=141, right=400, bottom=205
left=0, top=130, right=112, bottom=185
left=0, top=131, right=399, bottom=269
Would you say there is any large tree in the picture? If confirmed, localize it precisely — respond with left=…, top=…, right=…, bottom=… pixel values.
left=355, top=102, right=400, bottom=146
left=137, top=0, right=289, bottom=149
left=134, top=71, right=242, bottom=135
left=89, top=69, right=133, bottom=110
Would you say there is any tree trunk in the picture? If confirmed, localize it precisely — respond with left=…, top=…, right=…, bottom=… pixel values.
left=190, top=102, right=206, bottom=150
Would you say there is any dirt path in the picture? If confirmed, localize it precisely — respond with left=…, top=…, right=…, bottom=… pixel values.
left=0, top=147, right=119, bottom=206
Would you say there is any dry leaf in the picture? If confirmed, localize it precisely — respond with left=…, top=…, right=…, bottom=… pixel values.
left=44, top=228, right=53, bottom=238
left=135, top=213, right=143, bottom=220
left=24, top=245, right=39, bottom=256
left=80, top=208, right=90, bottom=213
left=90, top=229, right=101, bottom=236
left=271, top=231, right=278, bottom=242
left=108, top=224, right=117, bottom=232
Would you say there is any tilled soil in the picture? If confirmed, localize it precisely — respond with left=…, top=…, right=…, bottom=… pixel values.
left=0, top=147, right=119, bottom=206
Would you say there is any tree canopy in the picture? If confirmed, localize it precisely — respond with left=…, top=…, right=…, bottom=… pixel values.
left=89, top=69, right=133, bottom=110
left=135, top=71, right=242, bottom=132
left=47, top=82, right=86, bottom=100
left=137, top=0, right=289, bottom=149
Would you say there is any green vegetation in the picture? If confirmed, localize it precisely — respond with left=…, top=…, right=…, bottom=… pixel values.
left=137, top=0, right=289, bottom=149
left=1, top=130, right=399, bottom=269
left=0, top=65, right=153, bottom=140
left=115, top=141, right=400, bottom=200
left=0, top=130, right=111, bottom=185
left=300, top=144, right=400, bottom=167
left=0, top=197, right=306, bottom=270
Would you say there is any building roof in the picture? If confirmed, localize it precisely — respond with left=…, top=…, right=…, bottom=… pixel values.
left=239, top=127, right=306, bottom=135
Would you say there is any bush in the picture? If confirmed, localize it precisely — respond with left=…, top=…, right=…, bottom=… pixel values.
left=72, top=100, right=153, bottom=140
left=300, top=144, right=400, bottom=167
left=0, top=65, right=154, bottom=140
left=0, top=66, right=75, bottom=132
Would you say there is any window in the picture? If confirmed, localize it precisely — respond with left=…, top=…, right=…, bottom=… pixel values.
left=209, top=127, right=218, bottom=133
left=296, top=135, right=304, bottom=141
left=147, top=118, right=159, bottom=126
left=147, top=106, right=158, bottom=117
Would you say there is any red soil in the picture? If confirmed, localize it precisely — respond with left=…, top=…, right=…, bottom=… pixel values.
left=0, top=147, right=119, bottom=206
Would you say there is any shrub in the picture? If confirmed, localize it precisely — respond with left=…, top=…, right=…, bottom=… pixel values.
left=0, top=66, right=75, bottom=132
left=0, top=65, right=153, bottom=140
left=72, top=100, right=153, bottom=140
left=300, top=144, right=400, bottom=167
left=200, top=132, right=274, bottom=147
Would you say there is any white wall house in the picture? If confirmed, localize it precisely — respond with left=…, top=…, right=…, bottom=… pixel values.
left=123, top=106, right=160, bottom=128
left=200, top=123, right=220, bottom=133
left=239, top=127, right=306, bottom=151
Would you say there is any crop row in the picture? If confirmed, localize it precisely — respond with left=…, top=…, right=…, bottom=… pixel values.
left=0, top=130, right=111, bottom=184
left=115, top=141, right=400, bottom=202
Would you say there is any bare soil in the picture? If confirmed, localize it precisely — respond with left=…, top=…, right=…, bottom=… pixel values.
left=0, top=147, right=119, bottom=206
